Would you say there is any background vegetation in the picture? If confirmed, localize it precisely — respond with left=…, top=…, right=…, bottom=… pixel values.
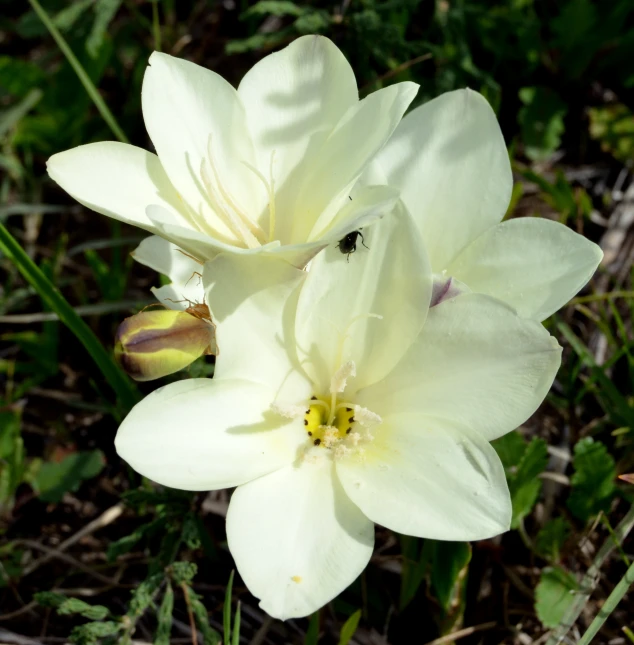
left=1, top=0, right=634, bottom=643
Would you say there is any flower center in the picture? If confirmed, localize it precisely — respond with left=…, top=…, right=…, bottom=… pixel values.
left=304, top=396, right=356, bottom=448
left=271, top=360, right=382, bottom=461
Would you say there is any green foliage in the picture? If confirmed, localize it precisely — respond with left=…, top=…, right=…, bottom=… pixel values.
left=493, top=433, right=549, bottom=528
left=535, top=566, right=580, bottom=628
left=35, top=593, right=116, bottom=644
left=518, top=87, right=567, bottom=162
left=492, top=430, right=526, bottom=470
left=154, top=580, right=174, bottom=645
left=189, top=586, right=222, bottom=645
left=86, top=0, right=122, bottom=58
left=242, top=1, right=306, bottom=18
left=70, top=621, right=121, bottom=645
left=338, top=609, right=361, bottom=645
left=568, top=438, right=617, bottom=522
left=535, top=518, right=572, bottom=563
left=170, top=561, right=197, bottom=585
left=429, top=541, right=471, bottom=613
left=305, top=611, right=320, bottom=645
left=399, top=534, right=430, bottom=610
left=31, top=449, right=105, bottom=502
left=589, top=104, right=634, bottom=165
left=127, top=572, right=163, bottom=619
left=224, top=570, right=235, bottom=645
left=0, top=402, right=25, bottom=513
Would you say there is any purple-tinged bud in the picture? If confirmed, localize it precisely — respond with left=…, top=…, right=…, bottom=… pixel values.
left=115, top=307, right=215, bottom=381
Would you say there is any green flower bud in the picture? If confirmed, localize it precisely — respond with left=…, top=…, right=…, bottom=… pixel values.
left=115, top=307, right=215, bottom=381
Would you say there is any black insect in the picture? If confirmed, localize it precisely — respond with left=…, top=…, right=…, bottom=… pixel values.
left=337, top=230, right=369, bottom=261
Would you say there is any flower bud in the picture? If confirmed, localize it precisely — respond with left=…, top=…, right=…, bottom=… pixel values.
left=115, top=307, right=215, bottom=381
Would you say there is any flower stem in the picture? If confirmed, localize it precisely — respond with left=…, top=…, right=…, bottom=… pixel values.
left=151, top=0, right=162, bottom=52
left=0, top=222, right=140, bottom=415
left=28, top=0, right=129, bottom=144
left=576, top=560, right=634, bottom=645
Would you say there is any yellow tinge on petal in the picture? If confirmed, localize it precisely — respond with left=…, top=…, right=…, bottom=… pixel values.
left=115, top=307, right=215, bottom=381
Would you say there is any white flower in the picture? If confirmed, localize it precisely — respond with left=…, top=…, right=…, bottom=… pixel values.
left=47, top=36, right=418, bottom=270
left=367, top=89, right=603, bottom=321
left=115, top=205, right=561, bottom=620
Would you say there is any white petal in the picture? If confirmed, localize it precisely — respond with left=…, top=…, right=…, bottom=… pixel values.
left=296, top=202, right=431, bottom=394
left=203, top=253, right=309, bottom=399
left=115, top=378, right=304, bottom=490
left=227, top=458, right=374, bottom=619
left=238, top=35, right=358, bottom=243
left=445, top=218, right=604, bottom=321
left=336, top=415, right=511, bottom=540
left=312, top=185, right=399, bottom=243
left=146, top=205, right=242, bottom=262
left=142, top=52, right=264, bottom=238
left=47, top=142, right=185, bottom=232
left=374, top=89, right=512, bottom=269
left=358, top=293, right=561, bottom=441
left=290, top=81, right=419, bottom=244
left=132, top=236, right=205, bottom=309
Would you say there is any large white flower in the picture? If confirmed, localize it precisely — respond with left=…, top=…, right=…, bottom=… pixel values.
left=368, top=89, right=603, bottom=321
left=47, top=36, right=417, bottom=270
left=115, top=206, right=561, bottom=619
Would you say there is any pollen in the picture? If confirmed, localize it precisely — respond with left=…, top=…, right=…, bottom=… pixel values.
left=303, top=396, right=361, bottom=450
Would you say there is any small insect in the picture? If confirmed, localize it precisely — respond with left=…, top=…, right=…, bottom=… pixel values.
left=337, top=230, right=369, bottom=262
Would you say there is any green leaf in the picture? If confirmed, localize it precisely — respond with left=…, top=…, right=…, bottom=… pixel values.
left=0, top=89, right=43, bottom=139
left=399, top=535, right=430, bottom=610
left=589, top=104, right=634, bottom=165
left=535, top=518, right=572, bottom=563
left=223, top=570, right=234, bottom=645
left=305, top=611, right=320, bottom=645
left=0, top=57, right=46, bottom=98
left=242, top=1, right=305, bottom=18
left=338, top=609, right=361, bottom=645
left=535, top=566, right=580, bottom=628
left=492, top=430, right=527, bottom=471
left=33, top=450, right=105, bottom=503
left=518, top=86, right=567, bottom=161
left=57, top=598, right=110, bottom=620
left=189, top=587, right=222, bottom=645
left=567, top=438, right=617, bottom=522
left=294, top=10, right=331, bottom=33
left=509, top=438, right=549, bottom=528
left=225, top=32, right=289, bottom=55
left=429, top=541, right=471, bottom=612
left=231, top=601, right=241, bottom=645
left=0, top=404, right=25, bottom=510
left=54, top=0, right=93, bottom=31
left=171, top=561, right=197, bottom=585
left=86, top=0, right=122, bottom=58
left=69, top=621, right=121, bottom=645
left=34, top=591, right=67, bottom=608
left=128, top=573, right=163, bottom=619
left=107, top=517, right=168, bottom=561
left=154, top=581, right=174, bottom=645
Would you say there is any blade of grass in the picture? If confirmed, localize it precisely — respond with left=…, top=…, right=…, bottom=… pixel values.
left=557, top=322, right=634, bottom=428
left=223, top=570, right=234, bottom=645
left=28, top=0, right=129, bottom=144
left=545, top=503, right=634, bottom=645
left=0, top=222, right=139, bottom=415
left=152, top=0, right=162, bottom=51
left=231, top=602, right=241, bottom=645
left=577, top=560, right=634, bottom=645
